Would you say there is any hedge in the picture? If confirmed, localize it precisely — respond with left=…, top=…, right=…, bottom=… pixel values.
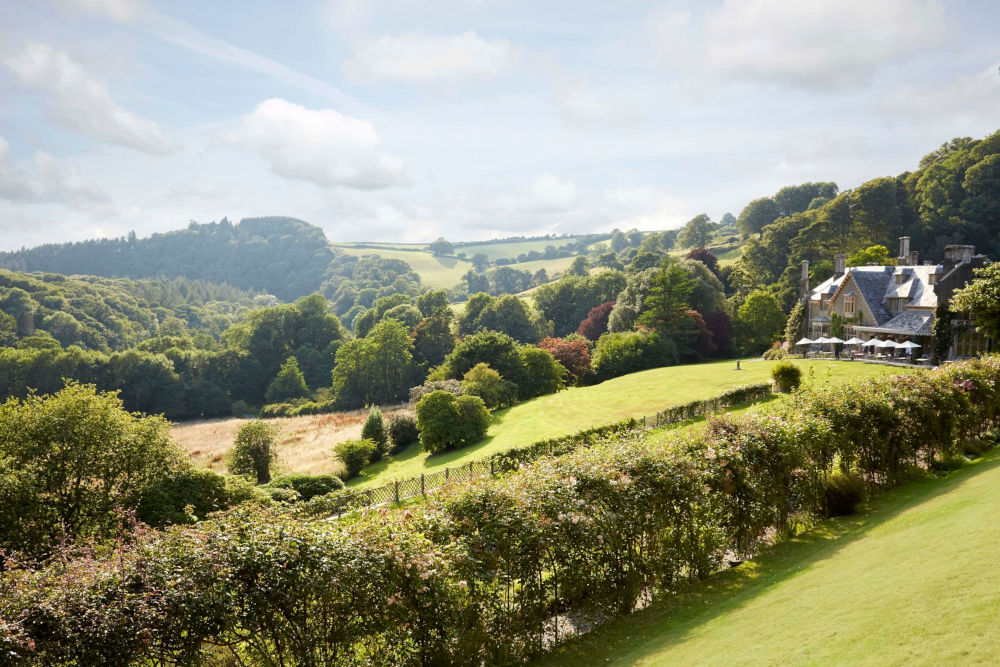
left=4, top=358, right=1000, bottom=665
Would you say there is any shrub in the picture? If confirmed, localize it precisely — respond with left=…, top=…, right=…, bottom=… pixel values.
left=228, top=421, right=278, bottom=484
left=361, top=405, right=390, bottom=459
left=265, top=486, right=301, bottom=503
left=231, top=400, right=250, bottom=417
left=825, top=473, right=867, bottom=517
left=538, top=336, right=592, bottom=385
left=266, top=474, right=344, bottom=501
left=461, top=363, right=516, bottom=409
left=762, top=346, right=787, bottom=360
left=260, top=402, right=295, bottom=418
left=518, top=346, right=566, bottom=398
left=334, top=438, right=377, bottom=479
left=771, top=361, right=802, bottom=391
left=591, top=330, right=677, bottom=382
left=387, top=414, right=419, bottom=452
left=409, top=379, right=463, bottom=405
left=416, top=390, right=491, bottom=454
left=137, top=468, right=231, bottom=527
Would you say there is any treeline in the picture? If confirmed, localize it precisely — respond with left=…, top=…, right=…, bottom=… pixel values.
left=0, top=270, right=259, bottom=352
left=0, top=217, right=336, bottom=302
left=732, top=129, right=1000, bottom=308
left=4, top=358, right=997, bottom=665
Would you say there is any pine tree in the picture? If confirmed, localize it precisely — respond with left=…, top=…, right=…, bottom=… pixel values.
left=265, top=356, right=309, bottom=404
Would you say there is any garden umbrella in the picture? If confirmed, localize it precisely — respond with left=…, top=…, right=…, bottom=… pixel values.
left=876, top=340, right=899, bottom=348
left=813, top=336, right=831, bottom=344
left=862, top=338, right=882, bottom=347
left=844, top=337, right=865, bottom=345
left=898, top=340, right=922, bottom=350
left=826, top=336, right=845, bottom=344
left=794, top=337, right=814, bottom=346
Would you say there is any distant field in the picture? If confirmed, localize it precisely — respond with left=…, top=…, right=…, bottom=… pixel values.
left=334, top=246, right=473, bottom=289
left=538, top=447, right=1000, bottom=666
left=669, top=242, right=743, bottom=267
left=456, top=239, right=576, bottom=260
left=351, top=359, right=898, bottom=488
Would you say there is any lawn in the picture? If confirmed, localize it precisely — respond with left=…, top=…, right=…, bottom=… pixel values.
left=537, top=447, right=1000, bottom=665
left=456, top=239, right=578, bottom=260
left=350, top=359, right=898, bottom=488
left=334, top=246, right=473, bottom=289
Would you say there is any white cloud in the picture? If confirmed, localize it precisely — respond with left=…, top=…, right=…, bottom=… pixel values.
left=1, top=42, right=173, bottom=154
left=0, top=137, right=109, bottom=205
left=345, top=30, right=515, bottom=83
left=232, top=98, right=405, bottom=190
left=706, top=0, right=954, bottom=89
left=487, top=173, right=580, bottom=218
left=878, top=63, right=1000, bottom=129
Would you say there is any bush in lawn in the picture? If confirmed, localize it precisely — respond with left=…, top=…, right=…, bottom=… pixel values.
left=416, top=390, right=491, bottom=454
left=361, top=405, right=390, bottom=459
left=334, top=438, right=377, bottom=479
left=518, top=346, right=566, bottom=398
left=771, top=361, right=802, bottom=391
left=229, top=421, right=279, bottom=484
left=824, top=472, right=867, bottom=517
left=591, top=330, right=677, bottom=382
left=266, top=474, right=344, bottom=501
left=387, top=414, right=419, bottom=452
left=762, top=346, right=787, bottom=360
left=137, top=468, right=231, bottom=527
left=461, top=363, right=516, bottom=409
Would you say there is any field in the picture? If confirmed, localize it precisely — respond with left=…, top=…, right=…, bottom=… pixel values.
left=173, top=405, right=411, bottom=478
left=538, top=446, right=1000, bottom=665
left=351, top=359, right=897, bottom=488
left=456, top=238, right=578, bottom=260
left=333, top=245, right=473, bottom=290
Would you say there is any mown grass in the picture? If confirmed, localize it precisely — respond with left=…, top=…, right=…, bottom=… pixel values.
left=350, top=359, right=898, bottom=488
left=536, top=448, right=1000, bottom=666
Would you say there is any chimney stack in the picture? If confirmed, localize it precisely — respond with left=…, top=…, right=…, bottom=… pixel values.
left=944, top=244, right=975, bottom=269
left=898, top=236, right=911, bottom=265
left=834, top=253, right=846, bottom=276
left=909, top=250, right=919, bottom=266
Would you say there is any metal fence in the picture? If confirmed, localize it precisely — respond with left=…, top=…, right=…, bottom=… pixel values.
left=307, top=382, right=773, bottom=518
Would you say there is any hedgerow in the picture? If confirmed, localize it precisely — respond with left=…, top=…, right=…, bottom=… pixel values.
left=4, top=357, right=1000, bottom=665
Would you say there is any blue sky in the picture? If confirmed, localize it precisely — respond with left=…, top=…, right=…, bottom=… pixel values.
left=0, top=0, right=998, bottom=250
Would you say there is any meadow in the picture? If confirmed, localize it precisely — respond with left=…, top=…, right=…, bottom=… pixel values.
left=537, top=446, right=1000, bottom=665
left=333, top=245, right=473, bottom=290
left=350, top=359, right=896, bottom=488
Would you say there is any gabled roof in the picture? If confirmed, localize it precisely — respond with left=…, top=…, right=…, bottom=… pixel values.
left=854, top=309, right=933, bottom=336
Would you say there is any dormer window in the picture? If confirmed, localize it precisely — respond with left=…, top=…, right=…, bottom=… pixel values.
left=928, top=273, right=938, bottom=284
left=894, top=273, right=907, bottom=285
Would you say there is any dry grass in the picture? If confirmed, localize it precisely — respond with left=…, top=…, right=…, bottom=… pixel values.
left=172, top=405, right=413, bottom=478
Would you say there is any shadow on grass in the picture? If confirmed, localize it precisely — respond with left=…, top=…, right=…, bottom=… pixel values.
left=534, top=447, right=1000, bottom=666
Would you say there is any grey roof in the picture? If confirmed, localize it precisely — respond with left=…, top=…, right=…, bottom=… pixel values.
left=809, top=264, right=940, bottom=324
left=854, top=309, right=933, bottom=335
left=847, top=267, right=894, bottom=324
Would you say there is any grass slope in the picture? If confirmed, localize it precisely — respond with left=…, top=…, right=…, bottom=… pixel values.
left=334, top=246, right=474, bottom=289
left=538, top=448, right=1000, bottom=666
left=456, top=239, right=576, bottom=260
left=351, top=359, right=896, bottom=488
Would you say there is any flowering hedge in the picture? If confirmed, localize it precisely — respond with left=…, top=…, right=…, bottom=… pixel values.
left=3, top=358, right=999, bottom=665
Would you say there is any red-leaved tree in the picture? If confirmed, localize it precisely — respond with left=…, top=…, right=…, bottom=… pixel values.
left=702, top=310, right=734, bottom=357
left=538, top=337, right=592, bottom=384
left=576, top=301, right=615, bottom=341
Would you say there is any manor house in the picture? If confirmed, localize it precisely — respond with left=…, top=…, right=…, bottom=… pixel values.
left=804, top=237, right=990, bottom=359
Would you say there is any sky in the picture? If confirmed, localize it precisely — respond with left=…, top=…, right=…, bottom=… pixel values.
left=0, top=0, right=998, bottom=251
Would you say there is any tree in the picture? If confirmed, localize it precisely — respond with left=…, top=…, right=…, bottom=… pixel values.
left=538, top=336, right=591, bottom=384
left=0, top=382, right=183, bottom=557
left=412, top=309, right=455, bottom=370
left=465, top=294, right=549, bottom=343
left=685, top=247, right=720, bottom=277
left=443, top=330, right=526, bottom=393
left=737, top=197, right=779, bottom=238
left=415, top=390, right=490, bottom=453
left=361, top=405, right=390, bottom=459
left=265, top=356, right=309, bottom=404
left=428, top=238, right=453, bottom=256
left=951, top=263, right=1000, bottom=341
left=229, top=420, right=278, bottom=484
left=577, top=301, right=615, bottom=341
left=461, top=363, right=516, bottom=409
left=518, top=346, right=566, bottom=398
left=847, top=245, right=895, bottom=267
left=735, top=290, right=786, bottom=355
left=332, top=319, right=415, bottom=408
left=334, top=439, right=376, bottom=479
left=591, top=330, right=677, bottom=382
left=677, top=214, right=713, bottom=248
left=638, top=262, right=697, bottom=336
left=567, top=256, right=590, bottom=277
left=784, top=301, right=806, bottom=345
left=416, top=289, right=450, bottom=317
left=470, top=253, right=490, bottom=272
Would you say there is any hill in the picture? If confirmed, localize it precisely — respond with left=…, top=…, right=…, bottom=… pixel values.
left=0, top=217, right=335, bottom=301
left=538, top=447, right=1000, bottom=665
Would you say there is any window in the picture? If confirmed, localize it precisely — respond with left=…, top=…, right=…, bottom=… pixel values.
left=928, top=273, right=938, bottom=284
left=844, top=295, right=856, bottom=315
left=895, top=273, right=907, bottom=284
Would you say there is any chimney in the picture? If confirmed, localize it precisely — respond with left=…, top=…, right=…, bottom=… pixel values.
left=799, top=260, right=809, bottom=298
left=897, top=236, right=911, bottom=265
left=944, top=244, right=975, bottom=270
left=909, top=250, right=919, bottom=266
left=834, top=253, right=846, bottom=276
